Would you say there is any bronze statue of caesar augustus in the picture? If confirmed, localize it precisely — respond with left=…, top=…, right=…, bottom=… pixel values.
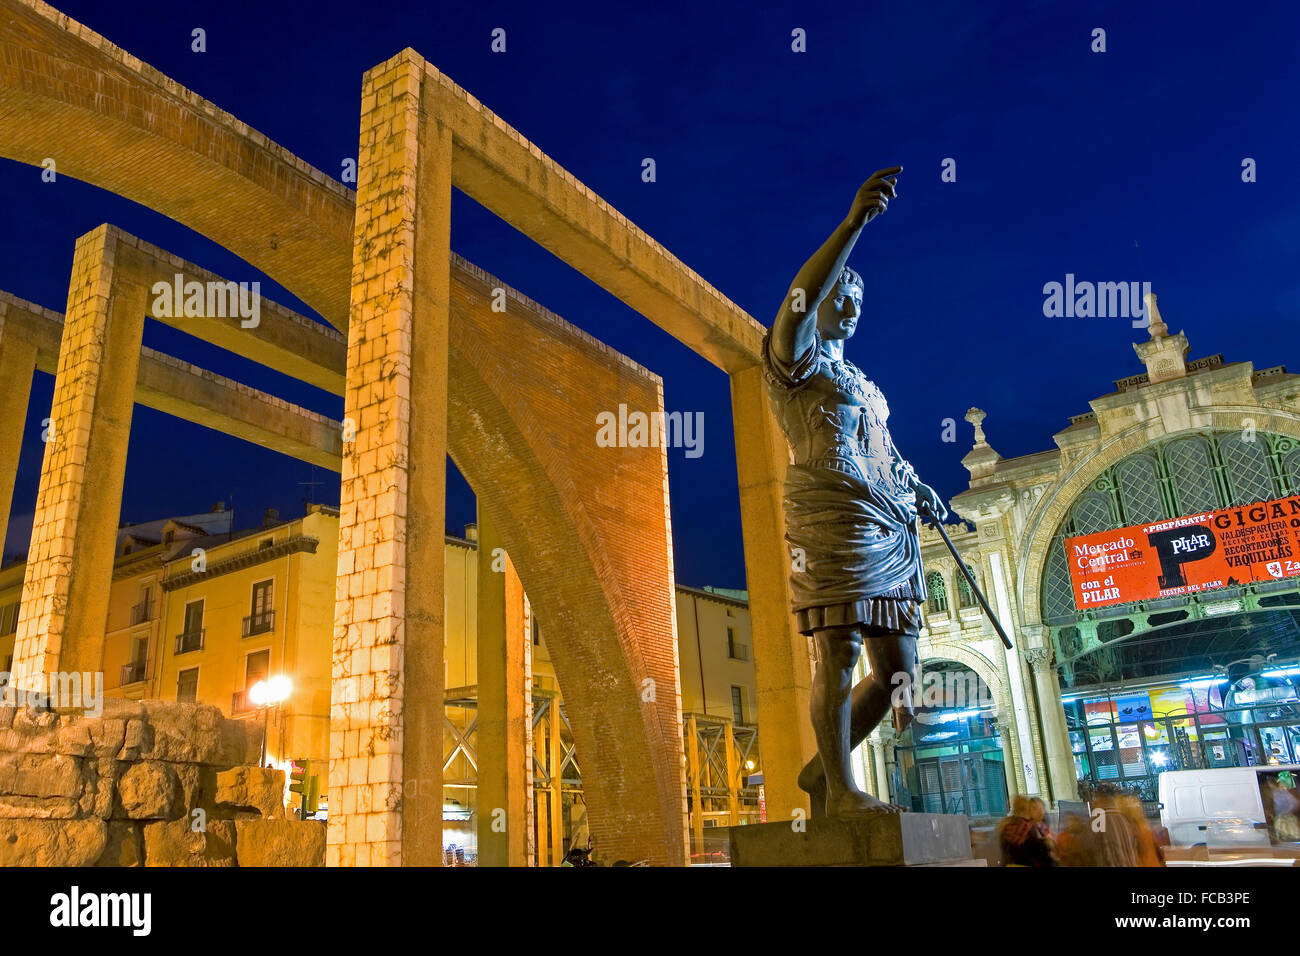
left=762, top=166, right=947, bottom=817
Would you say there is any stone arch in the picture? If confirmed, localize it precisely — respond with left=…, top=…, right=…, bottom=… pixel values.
left=918, top=641, right=1005, bottom=709
left=1016, top=407, right=1300, bottom=631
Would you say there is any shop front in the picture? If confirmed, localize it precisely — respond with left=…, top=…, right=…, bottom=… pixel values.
left=891, top=662, right=1008, bottom=818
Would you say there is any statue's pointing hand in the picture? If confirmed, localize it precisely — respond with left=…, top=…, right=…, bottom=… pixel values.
left=851, top=166, right=902, bottom=225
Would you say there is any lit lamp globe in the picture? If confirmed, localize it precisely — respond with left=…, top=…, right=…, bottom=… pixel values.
left=249, top=676, right=292, bottom=708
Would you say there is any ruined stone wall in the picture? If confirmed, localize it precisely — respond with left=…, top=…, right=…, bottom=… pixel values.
left=0, top=700, right=324, bottom=866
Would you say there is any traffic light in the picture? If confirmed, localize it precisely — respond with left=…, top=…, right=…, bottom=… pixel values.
left=289, top=759, right=320, bottom=816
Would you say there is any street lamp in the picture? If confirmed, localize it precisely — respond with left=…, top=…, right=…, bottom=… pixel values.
left=249, top=675, right=292, bottom=766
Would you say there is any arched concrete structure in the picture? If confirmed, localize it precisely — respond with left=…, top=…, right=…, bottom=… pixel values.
left=0, top=0, right=705, bottom=865
left=0, top=0, right=825, bottom=862
left=0, top=0, right=354, bottom=328
left=447, top=260, right=685, bottom=864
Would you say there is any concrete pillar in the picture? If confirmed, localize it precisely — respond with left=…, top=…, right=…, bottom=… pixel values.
left=0, top=305, right=37, bottom=561
left=13, top=226, right=146, bottom=687
left=475, top=511, right=531, bottom=866
left=1026, top=642, right=1078, bottom=803
left=329, top=51, right=451, bottom=867
left=729, top=364, right=815, bottom=821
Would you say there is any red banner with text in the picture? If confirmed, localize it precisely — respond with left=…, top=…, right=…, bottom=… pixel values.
left=1064, top=494, right=1300, bottom=610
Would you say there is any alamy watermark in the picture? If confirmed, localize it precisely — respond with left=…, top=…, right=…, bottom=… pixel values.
left=151, top=273, right=261, bottom=328
left=889, top=665, right=994, bottom=711
left=1042, top=275, right=1151, bottom=328
left=595, top=404, right=704, bottom=459
left=0, top=671, right=104, bottom=717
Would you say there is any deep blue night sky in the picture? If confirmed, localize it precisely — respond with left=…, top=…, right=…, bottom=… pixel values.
left=2, top=0, right=1298, bottom=589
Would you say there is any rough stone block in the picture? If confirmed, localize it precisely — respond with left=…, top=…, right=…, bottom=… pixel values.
left=139, top=702, right=241, bottom=765
left=51, top=720, right=92, bottom=756
left=0, top=819, right=107, bottom=866
left=172, top=762, right=220, bottom=817
left=0, top=706, right=14, bottom=730
left=100, top=699, right=145, bottom=720
left=95, top=822, right=143, bottom=867
left=0, top=795, right=80, bottom=818
left=216, top=718, right=255, bottom=766
left=118, top=719, right=144, bottom=760
left=89, top=718, right=126, bottom=757
left=142, top=818, right=236, bottom=867
left=0, top=752, right=82, bottom=798
left=116, top=761, right=179, bottom=819
left=11, top=707, right=57, bottom=734
left=729, top=813, right=973, bottom=867
left=235, top=819, right=326, bottom=866
left=216, top=766, right=285, bottom=819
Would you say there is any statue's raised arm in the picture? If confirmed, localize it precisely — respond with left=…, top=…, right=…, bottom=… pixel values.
left=769, top=166, right=901, bottom=365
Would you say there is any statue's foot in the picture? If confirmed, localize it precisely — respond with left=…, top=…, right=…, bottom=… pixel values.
left=825, top=789, right=901, bottom=816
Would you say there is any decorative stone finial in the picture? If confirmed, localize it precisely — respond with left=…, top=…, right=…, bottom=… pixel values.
left=1144, top=292, right=1167, bottom=338
left=965, top=407, right=987, bottom=444
left=1133, top=291, right=1188, bottom=384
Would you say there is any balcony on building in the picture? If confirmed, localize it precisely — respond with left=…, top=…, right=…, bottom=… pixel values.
left=120, top=660, right=148, bottom=686
left=243, top=609, right=275, bottom=637
left=129, top=599, right=153, bottom=626
left=231, top=690, right=254, bottom=715
left=174, top=628, right=204, bottom=655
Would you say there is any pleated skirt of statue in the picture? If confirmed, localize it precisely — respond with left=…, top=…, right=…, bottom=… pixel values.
left=784, top=462, right=927, bottom=638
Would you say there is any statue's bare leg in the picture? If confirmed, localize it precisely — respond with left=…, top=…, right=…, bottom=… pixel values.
left=799, top=631, right=918, bottom=815
left=807, top=626, right=886, bottom=816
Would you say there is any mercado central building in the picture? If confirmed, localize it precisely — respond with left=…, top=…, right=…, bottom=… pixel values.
left=6, top=296, right=1300, bottom=860
left=2, top=1, right=1299, bottom=867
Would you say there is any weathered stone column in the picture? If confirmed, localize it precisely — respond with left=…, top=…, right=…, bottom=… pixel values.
left=729, top=365, right=815, bottom=820
left=0, top=303, right=37, bottom=561
left=997, top=710, right=1022, bottom=799
left=329, top=50, right=451, bottom=867
left=1025, top=641, right=1078, bottom=803
left=475, top=510, right=531, bottom=866
left=13, top=226, right=146, bottom=687
left=870, top=734, right=890, bottom=802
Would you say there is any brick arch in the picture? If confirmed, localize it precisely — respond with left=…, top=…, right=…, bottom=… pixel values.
left=0, top=0, right=355, bottom=328
left=1016, top=408, right=1300, bottom=631
left=446, top=264, right=685, bottom=866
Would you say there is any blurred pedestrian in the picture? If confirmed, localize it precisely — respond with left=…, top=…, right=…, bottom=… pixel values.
left=998, top=795, right=1057, bottom=867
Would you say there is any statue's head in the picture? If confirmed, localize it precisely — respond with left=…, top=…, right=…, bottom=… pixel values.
left=815, top=266, right=864, bottom=342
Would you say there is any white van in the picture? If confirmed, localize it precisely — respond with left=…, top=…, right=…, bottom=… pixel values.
left=1159, top=765, right=1300, bottom=859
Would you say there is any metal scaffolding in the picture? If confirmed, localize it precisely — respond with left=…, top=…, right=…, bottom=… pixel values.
left=684, top=712, right=761, bottom=862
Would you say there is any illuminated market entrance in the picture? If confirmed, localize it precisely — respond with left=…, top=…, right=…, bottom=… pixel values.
left=891, top=661, right=1008, bottom=817
left=1041, top=428, right=1300, bottom=802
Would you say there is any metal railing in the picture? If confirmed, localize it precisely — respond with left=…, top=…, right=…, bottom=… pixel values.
left=120, top=660, right=147, bottom=685
left=174, top=628, right=204, bottom=654
left=231, top=690, right=254, bottom=715
left=243, top=610, right=274, bottom=637
left=728, top=643, right=750, bottom=662
left=130, top=601, right=153, bottom=625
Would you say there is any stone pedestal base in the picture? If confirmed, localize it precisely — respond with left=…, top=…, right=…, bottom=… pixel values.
left=729, top=813, right=973, bottom=867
